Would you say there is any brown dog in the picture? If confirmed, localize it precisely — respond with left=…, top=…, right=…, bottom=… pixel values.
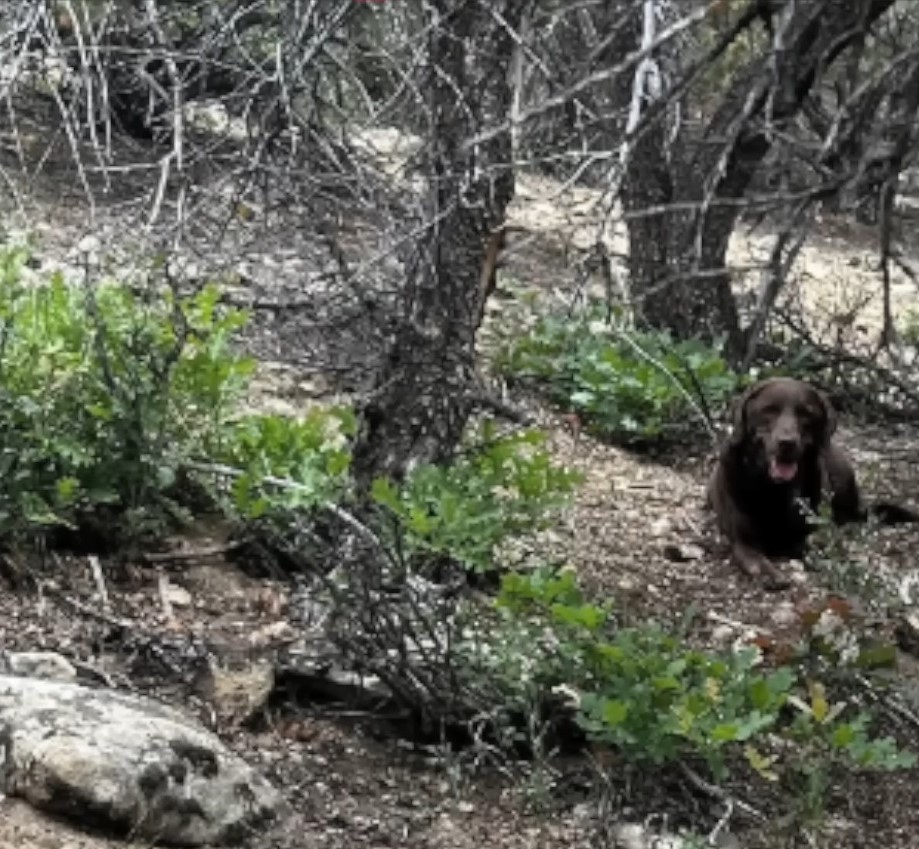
left=708, top=377, right=916, bottom=590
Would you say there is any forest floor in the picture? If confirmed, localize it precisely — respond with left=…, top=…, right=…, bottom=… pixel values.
left=2, top=164, right=919, bottom=848
left=3, top=400, right=919, bottom=849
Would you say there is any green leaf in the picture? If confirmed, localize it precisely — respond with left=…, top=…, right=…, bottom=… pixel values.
left=325, top=450, right=351, bottom=477
left=710, top=724, right=740, bottom=743
left=855, top=642, right=898, bottom=670
left=602, top=699, right=629, bottom=727
left=830, top=723, right=857, bottom=748
left=809, top=681, right=830, bottom=724
left=370, top=477, right=401, bottom=510
left=55, top=476, right=80, bottom=504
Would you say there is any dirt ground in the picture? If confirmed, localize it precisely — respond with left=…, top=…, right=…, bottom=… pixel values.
left=2, top=150, right=919, bottom=847
left=3, top=400, right=919, bottom=849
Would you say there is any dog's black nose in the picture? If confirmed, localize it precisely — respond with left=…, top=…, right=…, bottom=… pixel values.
left=777, top=436, right=798, bottom=455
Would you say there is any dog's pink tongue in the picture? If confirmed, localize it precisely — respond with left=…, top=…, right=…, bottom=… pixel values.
left=770, top=459, right=798, bottom=482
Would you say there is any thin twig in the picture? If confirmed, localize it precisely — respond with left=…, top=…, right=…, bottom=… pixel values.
left=708, top=798, right=734, bottom=846
left=156, top=567, right=176, bottom=623
left=185, top=460, right=387, bottom=554
left=142, top=542, right=242, bottom=564
left=44, top=584, right=134, bottom=631
left=854, top=672, right=919, bottom=732
left=69, top=657, right=119, bottom=688
left=88, top=554, right=111, bottom=615
left=613, top=326, right=722, bottom=448
left=679, top=762, right=765, bottom=823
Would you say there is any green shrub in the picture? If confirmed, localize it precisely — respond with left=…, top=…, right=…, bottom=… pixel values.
left=0, top=245, right=577, bottom=557
left=0, top=248, right=258, bottom=538
left=214, top=407, right=357, bottom=518
left=490, top=568, right=793, bottom=778
left=496, top=305, right=738, bottom=443
left=371, top=423, right=581, bottom=572
left=464, top=567, right=916, bottom=785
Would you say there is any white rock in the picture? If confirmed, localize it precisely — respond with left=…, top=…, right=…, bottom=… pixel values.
left=611, top=822, right=686, bottom=849
left=76, top=235, right=100, bottom=255
left=711, top=624, right=736, bottom=645
left=770, top=601, right=798, bottom=629
left=0, top=676, right=282, bottom=845
left=162, top=580, right=193, bottom=608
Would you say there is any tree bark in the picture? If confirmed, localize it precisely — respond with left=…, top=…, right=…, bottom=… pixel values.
left=352, top=0, right=531, bottom=489
left=622, top=0, right=896, bottom=360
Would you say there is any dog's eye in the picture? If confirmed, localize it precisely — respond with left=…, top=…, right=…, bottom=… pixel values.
left=761, top=403, right=781, bottom=416
left=797, top=405, right=822, bottom=422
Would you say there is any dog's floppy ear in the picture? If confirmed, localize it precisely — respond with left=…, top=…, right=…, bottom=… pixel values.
left=729, top=380, right=768, bottom=445
left=814, top=387, right=838, bottom=441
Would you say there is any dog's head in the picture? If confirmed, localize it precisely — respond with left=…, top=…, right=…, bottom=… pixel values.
left=729, top=377, right=836, bottom=483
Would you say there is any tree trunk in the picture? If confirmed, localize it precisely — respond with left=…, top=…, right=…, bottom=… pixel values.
left=622, top=0, right=896, bottom=360
left=624, top=113, right=750, bottom=355
left=352, top=0, right=530, bottom=489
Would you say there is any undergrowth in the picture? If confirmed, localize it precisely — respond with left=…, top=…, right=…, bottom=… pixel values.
left=212, top=408, right=357, bottom=518
left=495, top=302, right=739, bottom=445
left=0, top=248, right=254, bottom=540
left=0, top=244, right=577, bottom=562
left=2, top=242, right=913, bottom=841
left=370, top=422, right=582, bottom=573
left=457, top=566, right=915, bottom=829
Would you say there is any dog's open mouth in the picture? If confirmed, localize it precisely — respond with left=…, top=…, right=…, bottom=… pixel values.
left=769, top=458, right=798, bottom=482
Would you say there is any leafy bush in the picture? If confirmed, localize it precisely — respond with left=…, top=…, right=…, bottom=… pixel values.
left=214, top=407, right=357, bottom=518
left=764, top=679, right=917, bottom=830
left=496, top=305, right=738, bottom=443
left=464, top=567, right=915, bottom=785
left=0, top=245, right=576, bottom=560
left=490, top=568, right=793, bottom=778
left=0, top=247, right=256, bottom=538
left=371, top=423, right=581, bottom=572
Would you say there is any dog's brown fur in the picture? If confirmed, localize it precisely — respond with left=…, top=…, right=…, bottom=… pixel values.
left=708, top=377, right=917, bottom=590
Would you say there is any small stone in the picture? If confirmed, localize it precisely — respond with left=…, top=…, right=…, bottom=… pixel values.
left=611, top=823, right=650, bottom=849
left=198, top=658, right=275, bottom=727
left=770, top=600, right=798, bottom=628
left=662, top=543, right=704, bottom=562
left=651, top=518, right=671, bottom=535
left=789, top=567, right=808, bottom=586
left=76, top=235, right=100, bottom=254
left=163, top=581, right=193, bottom=608
left=711, top=624, right=735, bottom=645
